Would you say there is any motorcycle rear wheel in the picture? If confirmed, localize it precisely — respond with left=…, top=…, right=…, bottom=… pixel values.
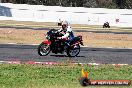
left=67, top=44, right=80, bottom=57
left=38, top=43, right=50, bottom=56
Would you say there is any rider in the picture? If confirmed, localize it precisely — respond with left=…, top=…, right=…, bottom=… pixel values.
left=57, top=21, right=74, bottom=46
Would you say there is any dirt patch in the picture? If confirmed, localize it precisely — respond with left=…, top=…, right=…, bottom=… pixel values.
left=0, top=28, right=132, bottom=48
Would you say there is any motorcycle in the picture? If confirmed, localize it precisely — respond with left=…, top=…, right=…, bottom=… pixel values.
left=103, top=22, right=110, bottom=28
left=38, top=29, right=83, bottom=57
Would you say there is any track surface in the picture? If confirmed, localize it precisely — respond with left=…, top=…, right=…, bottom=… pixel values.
left=0, top=26, right=132, bottom=34
left=0, top=44, right=132, bottom=64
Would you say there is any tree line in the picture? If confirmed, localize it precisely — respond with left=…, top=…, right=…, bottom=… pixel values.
left=1, top=0, right=132, bottom=9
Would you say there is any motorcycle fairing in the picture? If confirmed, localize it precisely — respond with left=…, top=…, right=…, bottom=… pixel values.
left=42, top=40, right=51, bottom=45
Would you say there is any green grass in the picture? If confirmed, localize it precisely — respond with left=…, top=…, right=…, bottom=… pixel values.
left=0, top=64, right=131, bottom=88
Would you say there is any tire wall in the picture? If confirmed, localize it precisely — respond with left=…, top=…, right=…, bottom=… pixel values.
left=0, top=3, right=132, bottom=27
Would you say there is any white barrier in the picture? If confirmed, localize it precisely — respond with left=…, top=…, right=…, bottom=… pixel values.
left=0, top=3, right=132, bottom=27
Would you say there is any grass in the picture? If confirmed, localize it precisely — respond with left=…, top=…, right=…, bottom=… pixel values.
left=0, top=28, right=132, bottom=48
left=0, top=64, right=131, bottom=88
left=0, top=20, right=132, bottom=48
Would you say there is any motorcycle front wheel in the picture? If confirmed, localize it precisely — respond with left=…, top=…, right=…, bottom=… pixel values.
left=38, top=43, right=50, bottom=56
left=67, top=44, right=80, bottom=57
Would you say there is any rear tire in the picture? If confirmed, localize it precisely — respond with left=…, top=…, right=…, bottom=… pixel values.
left=38, top=43, right=50, bottom=56
left=67, top=44, right=80, bottom=57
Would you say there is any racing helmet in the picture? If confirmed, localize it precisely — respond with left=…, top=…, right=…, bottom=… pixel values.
left=62, top=21, right=69, bottom=29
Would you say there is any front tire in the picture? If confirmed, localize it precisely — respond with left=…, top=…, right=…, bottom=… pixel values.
left=38, top=43, right=50, bottom=56
left=67, top=44, right=80, bottom=57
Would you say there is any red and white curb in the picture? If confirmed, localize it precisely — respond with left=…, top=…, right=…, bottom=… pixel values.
left=0, top=61, right=129, bottom=66
left=76, top=63, right=129, bottom=66
left=0, top=61, right=59, bottom=65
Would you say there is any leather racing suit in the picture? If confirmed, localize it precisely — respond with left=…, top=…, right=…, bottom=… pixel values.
left=58, top=25, right=74, bottom=46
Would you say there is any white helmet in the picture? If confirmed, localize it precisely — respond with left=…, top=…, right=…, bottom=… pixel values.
left=62, top=21, right=69, bottom=26
left=62, top=21, right=69, bottom=29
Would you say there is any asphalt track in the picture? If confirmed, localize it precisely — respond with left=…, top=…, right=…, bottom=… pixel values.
left=0, top=26, right=132, bottom=34
left=0, top=44, right=132, bottom=64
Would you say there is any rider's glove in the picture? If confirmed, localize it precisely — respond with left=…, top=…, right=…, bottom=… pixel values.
left=57, top=37, right=62, bottom=39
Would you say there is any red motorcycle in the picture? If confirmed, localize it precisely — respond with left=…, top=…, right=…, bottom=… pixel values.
left=38, top=29, right=83, bottom=57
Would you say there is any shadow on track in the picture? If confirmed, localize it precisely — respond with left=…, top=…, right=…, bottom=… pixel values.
left=50, top=54, right=85, bottom=57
